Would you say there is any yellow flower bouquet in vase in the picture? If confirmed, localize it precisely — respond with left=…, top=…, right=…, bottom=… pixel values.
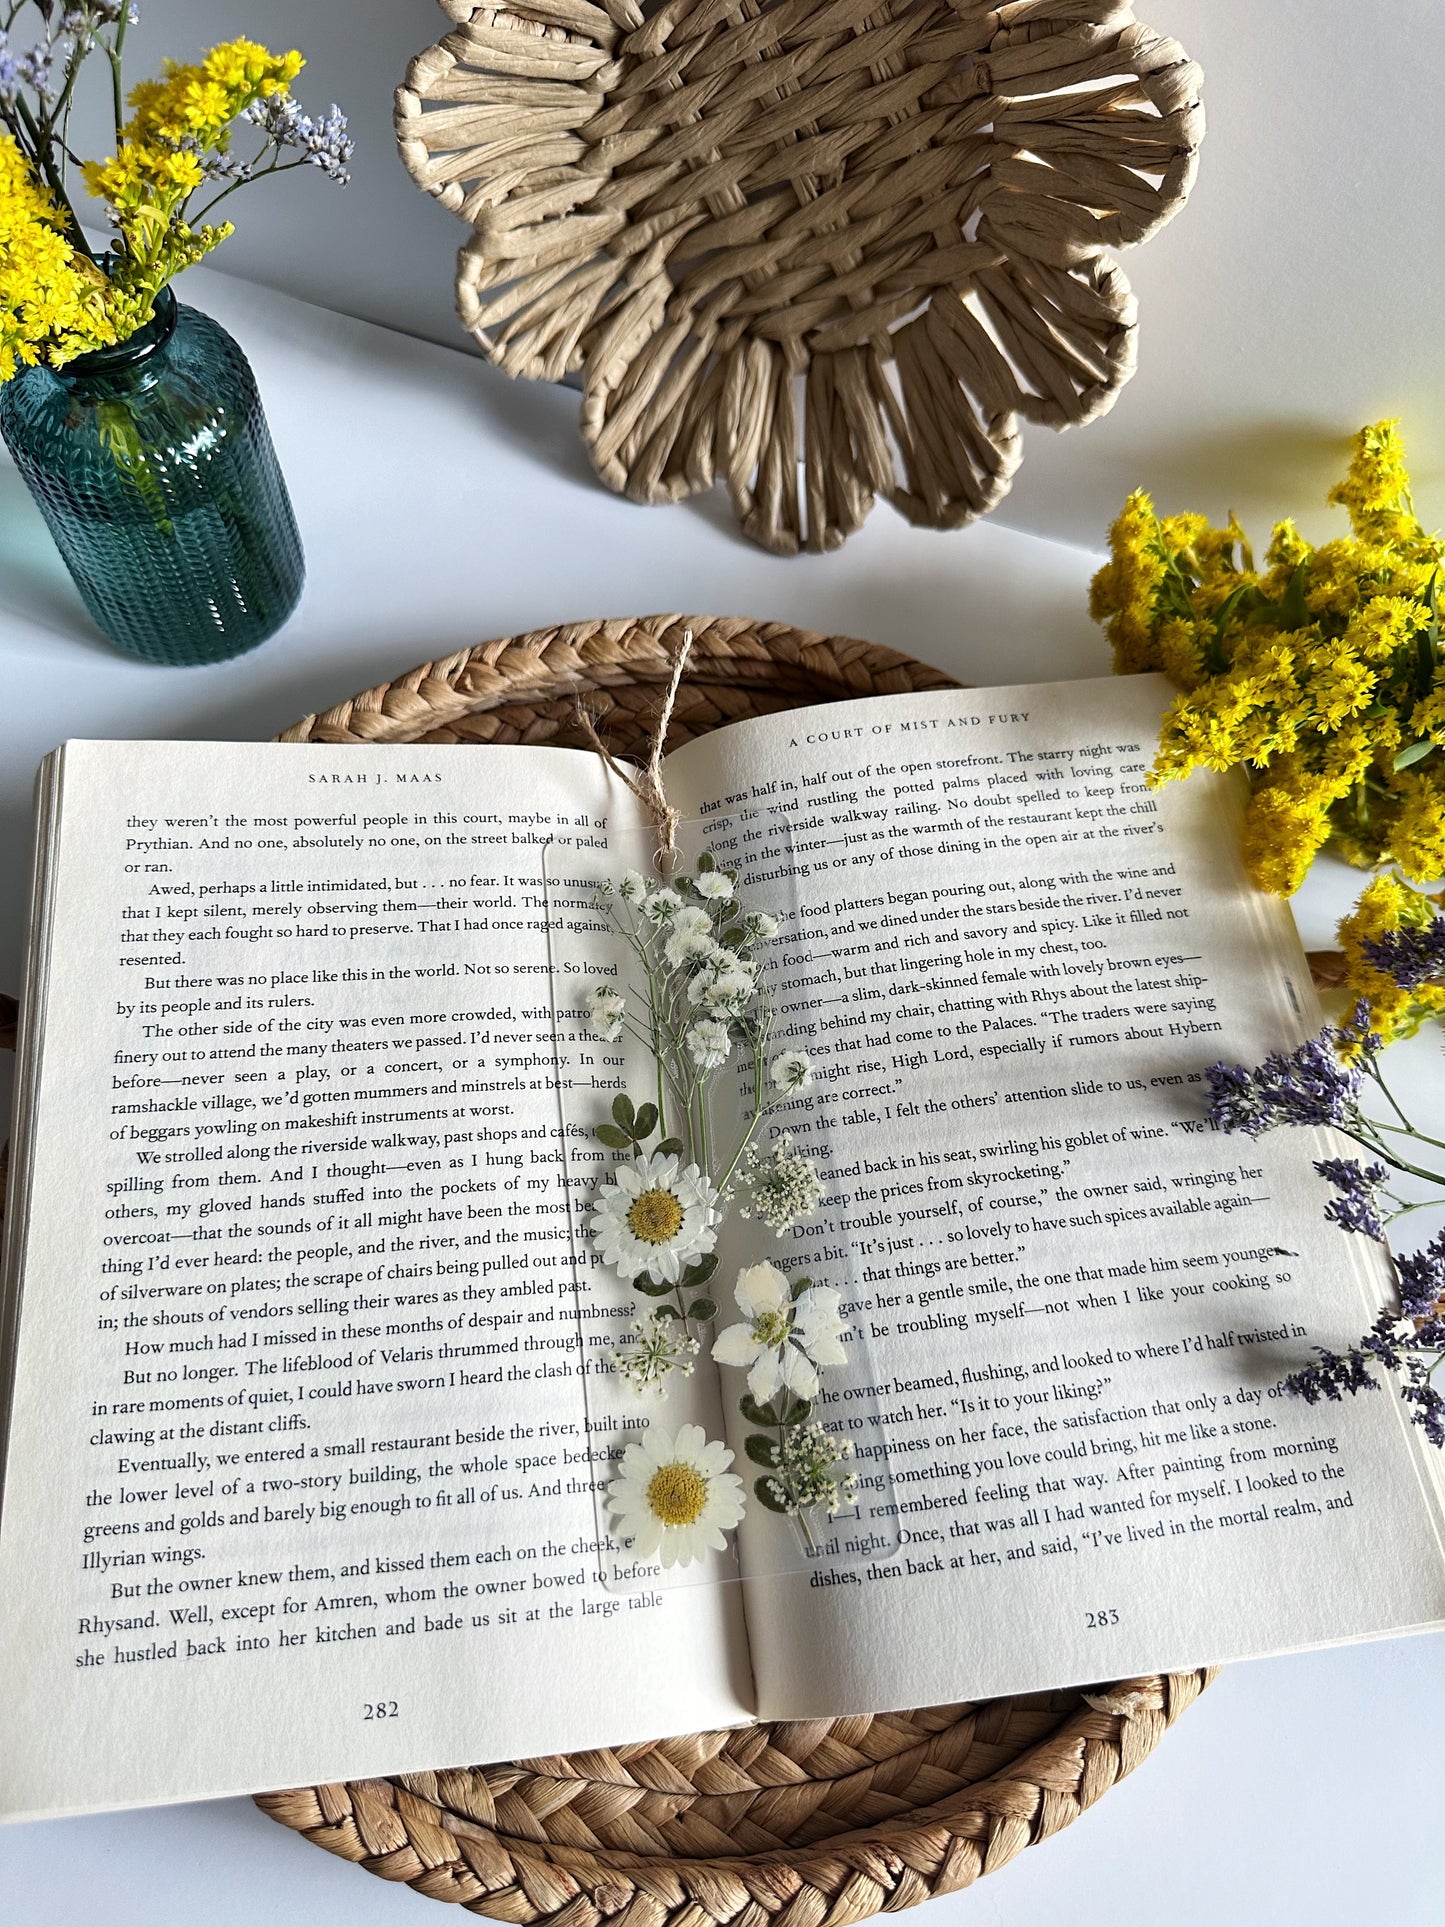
left=0, top=9, right=351, bottom=663
left=1092, top=423, right=1445, bottom=1044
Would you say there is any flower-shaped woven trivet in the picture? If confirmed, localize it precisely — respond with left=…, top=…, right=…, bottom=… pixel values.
left=246, top=615, right=1217, bottom=1919
left=395, top=2, right=1203, bottom=552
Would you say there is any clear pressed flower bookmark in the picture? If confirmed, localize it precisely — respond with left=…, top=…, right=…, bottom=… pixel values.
left=542, top=808, right=904, bottom=1594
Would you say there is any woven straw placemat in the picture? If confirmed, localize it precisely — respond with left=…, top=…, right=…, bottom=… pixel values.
left=249, top=614, right=1214, bottom=1917
left=395, top=5, right=1204, bottom=553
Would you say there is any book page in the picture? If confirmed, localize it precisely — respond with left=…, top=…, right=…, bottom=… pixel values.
left=0, top=741, right=752, bottom=1823
left=661, top=676, right=1445, bottom=1717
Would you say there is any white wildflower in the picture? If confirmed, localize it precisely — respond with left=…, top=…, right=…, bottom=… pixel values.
left=610, top=1314, right=700, bottom=1396
left=590, top=1152, right=718, bottom=1284
left=686, top=1017, right=732, bottom=1071
left=686, top=952, right=757, bottom=1010
left=607, top=1424, right=746, bottom=1568
left=712, top=1263, right=847, bottom=1404
left=663, top=906, right=715, bottom=969
left=693, top=870, right=735, bottom=902
left=744, top=912, right=780, bottom=943
left=617, top=870, right=648, bottom=906
left=643, top=887, right=683, bottom=925
left=766, top=1422, right=858, bottom=1518
left=769, top=1050, right=814, bottom=1094
left=740, top=1134, right=824, bottom=1234
left=585, top=986, right=625, bottom=1042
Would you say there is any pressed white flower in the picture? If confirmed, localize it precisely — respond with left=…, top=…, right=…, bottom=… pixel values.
left=741, top=1134, right=824, bottom=1234
left=617, top=870, right=648, bottom=906
left=769, top=1049, right=814, bottom=1094
left=704, top=962, right=756, bottom=1010
left=663, top=906, right=715, bottom=969
left=610, top=1313, right=699, bottom=1396
left=686, top=1017, right=732, bottom=1071
left=607, top=1423, right=746, bottom=1567
left=693, top=869, right=735, bottom=901
left=744, top=912, right=780, bottom=943
left=766, top=1421, right=858, bottom=1518
left=686, top=952, right=757, bottom=1010
left=643, top=887, right=683, bottom=924
left=585, top=985, right=626, bottom=1042
left=712, top=1263, right=846, bottom=1403
left=590, top=1152, right=718, bottom=1283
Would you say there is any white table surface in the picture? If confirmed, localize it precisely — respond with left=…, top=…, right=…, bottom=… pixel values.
left=0, top=269, right=1439, bottom=1924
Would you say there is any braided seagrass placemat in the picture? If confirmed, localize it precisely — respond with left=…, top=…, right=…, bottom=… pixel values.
left=248, top=614, right=1214, bottom=1917
left=395, top=5, right=1205, bottom=552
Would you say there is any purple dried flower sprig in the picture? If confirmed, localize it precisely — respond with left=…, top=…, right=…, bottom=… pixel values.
left=1314, top=1158, right=1390, bottom=1241
left=1363, top=918, right=1445, bottom=993
left=1210, top=1010, right=1445, bottom=1451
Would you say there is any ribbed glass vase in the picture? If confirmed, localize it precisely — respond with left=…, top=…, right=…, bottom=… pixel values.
left=0, top=288, right=304, bottom=665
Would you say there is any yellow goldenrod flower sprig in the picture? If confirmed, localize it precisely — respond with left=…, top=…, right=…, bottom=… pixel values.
left=0, top=131, right=116, bottom=381
left=0, top=6, right=351, bottom=380
left=1092, top=422, right=1445, bottom=1046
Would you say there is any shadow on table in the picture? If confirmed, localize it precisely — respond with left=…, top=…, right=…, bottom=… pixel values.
left=0, top=466, right=114, bottom=655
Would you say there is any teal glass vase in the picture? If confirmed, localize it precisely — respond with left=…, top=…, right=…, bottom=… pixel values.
left=0, top=288, right=304, bottom=665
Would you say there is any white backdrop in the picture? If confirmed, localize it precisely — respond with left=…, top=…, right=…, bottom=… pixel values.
left=57, top=0, right=1445, bottom=550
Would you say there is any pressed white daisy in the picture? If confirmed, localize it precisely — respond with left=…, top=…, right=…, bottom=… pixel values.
left=712, top=1263, right=847, bottom=1403
left=590, top=1152, right=718, bottom=1283
left=643, top=886, right=683, bottom=924
left=607, top=1423, right=746, bottom=1567
left=693, top=869, right=735, bottom=902
left=686, top=1017, right=732, bottom=1071
left=584, top=985, right=626, bottom=1042
left=617, top=870, right=648, bottom=906
left=769, top=1049, right=814, bottom=1094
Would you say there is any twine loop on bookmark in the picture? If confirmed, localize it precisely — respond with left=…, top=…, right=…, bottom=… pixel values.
left=578, top=629, right=694, bottom=875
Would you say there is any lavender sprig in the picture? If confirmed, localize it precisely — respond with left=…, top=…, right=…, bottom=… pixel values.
left=1205, top=1005, right=1377, bottom=1137
left=1314, top=1158, right=1388, bottom=1241
left=1212, top=1010, right=1445, bottom=1449
left=1362, top=918, right=1445, bottom=992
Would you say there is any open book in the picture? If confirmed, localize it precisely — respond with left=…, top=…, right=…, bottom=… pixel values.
left=2, top=674, right=1443, bottom=1823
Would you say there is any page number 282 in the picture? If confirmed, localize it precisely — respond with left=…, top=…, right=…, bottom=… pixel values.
left=363, top=1701, right=400, bottom=1721
left=1085, top=1608, right=1120, bottom=1630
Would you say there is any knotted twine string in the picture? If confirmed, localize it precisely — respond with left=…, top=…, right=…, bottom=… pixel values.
left=577, top=629, right=694, bottom=876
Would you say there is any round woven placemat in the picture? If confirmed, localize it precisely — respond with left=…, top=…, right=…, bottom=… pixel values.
left=395, top=4, right=1204, bottom=553
left=252, top=613, right=1213, bottom=1917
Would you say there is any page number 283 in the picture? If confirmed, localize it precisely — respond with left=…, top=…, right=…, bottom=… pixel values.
left=363, top=1701, right=400, bottom=1721
left=1085, top=1608, right=1120, bottom=1630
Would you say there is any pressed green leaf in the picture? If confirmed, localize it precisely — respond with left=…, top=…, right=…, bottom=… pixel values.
left=687, top=1296, right=717, bottom=1324
left=1394, top=739, right=1438, bottom=771
left=696, top=852, right=716, bottom=873
left=739, top=1395, right=779, bottom=1428
left=612, top=1094, right=636, bottom=1130
left=682, top=1253, right=718, bottom=1287
left=782, top=1399, right=812, bottom=1427
left=721, top=925, right=745, bottom=947
left=753, top=1477, right=789, bottom=1514
left=595, top=1124, right=633, bottom=1149
left=654, top=1303, right=681, bottom=1319
left=1278, top=560, right=1309, bottom=631
left=790, top=1275, right=816, bottom=1299
left=633, top=1103, right=659, bottom=1141
left=656, top=1136, right=685, bottom=1157
left=633, top=1276, right=674, bottom=1298
left=745, top=1434, right=779, bottom=1468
